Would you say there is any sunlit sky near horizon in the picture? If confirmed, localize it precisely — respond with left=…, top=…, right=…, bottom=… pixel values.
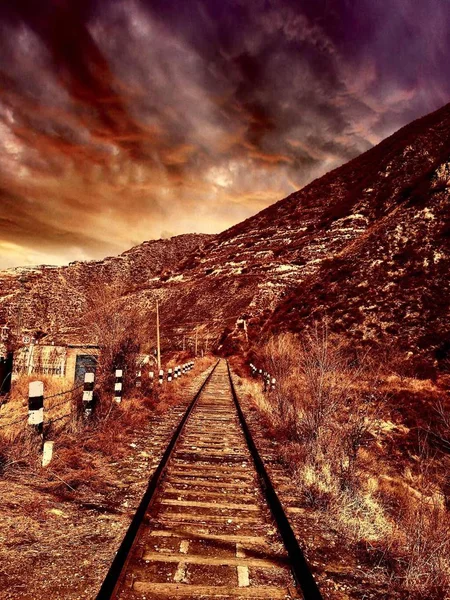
left=0, top=0, right=449, bottom=269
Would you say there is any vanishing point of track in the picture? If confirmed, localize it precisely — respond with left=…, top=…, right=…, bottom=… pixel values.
left=97, top=360, right=322, bottom=600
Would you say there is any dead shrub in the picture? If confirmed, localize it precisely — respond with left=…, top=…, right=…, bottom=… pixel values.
left=250, top=325, right=450, bottom=596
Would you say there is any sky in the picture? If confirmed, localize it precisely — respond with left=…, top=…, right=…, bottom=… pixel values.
left=0, top=0, right=449, bottom=269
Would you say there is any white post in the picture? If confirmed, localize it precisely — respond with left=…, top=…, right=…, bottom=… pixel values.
left=42, top=441, right=54, bottom=467
left=114, top=369, right=123, bottom=404
left=168, top=368, right=173, bottom=383
left=271, top=377, right=276, bottom=392
left=159, top=369, right=164, bottom=385
left=83, top=372, right=95, bottom=416
left=149, top=371, right=154, bottom=388
left=28, top=381, right=44, bottom=433
left=136, top=370, right=142, bottom=388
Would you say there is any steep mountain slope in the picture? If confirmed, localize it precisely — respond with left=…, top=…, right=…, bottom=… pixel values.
left=147, top=102, right=450, bottom=368
left=1, top=103, right=449, bottom=369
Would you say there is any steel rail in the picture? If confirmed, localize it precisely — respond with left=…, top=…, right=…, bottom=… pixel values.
left=226, top=360, right=324, bottom=600
left=95, top=359, right=220, bottom=600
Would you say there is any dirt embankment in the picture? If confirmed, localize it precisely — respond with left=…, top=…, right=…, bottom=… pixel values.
left=230, top=351, right=450, bottom=600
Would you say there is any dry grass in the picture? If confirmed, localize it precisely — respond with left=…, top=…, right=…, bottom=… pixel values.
left=244, top=328, right=450, bottom=599
left=0, top=355, right=214, bottom=497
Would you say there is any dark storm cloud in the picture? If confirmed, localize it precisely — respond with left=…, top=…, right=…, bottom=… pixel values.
left=0, top=0, right=449, bottom=268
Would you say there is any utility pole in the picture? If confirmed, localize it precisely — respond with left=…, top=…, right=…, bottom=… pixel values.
left=243, top=319, right=249, bottom=343
left=182, top=334, right=185, bottom=352
left=156, top=300, right=161, bottom=371
left=195, top=326, right=198, bottom=357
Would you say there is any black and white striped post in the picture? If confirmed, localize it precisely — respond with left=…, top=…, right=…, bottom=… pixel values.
left=136, top=370, right=142, bottom=388
left=271, top=377, right=276, bottom=392
left=174, top=366, right=178, bottom=380
left=159, top=369, right=164, bottom=385
left=28, top=381, right=44, bottom=433
left=83, top=372, right=95, bottom=416
left=168, top=368, right=173, bottom=383
left=149, top=370, right=154, bottom=388
left=114, top=369, right=123, bottom=404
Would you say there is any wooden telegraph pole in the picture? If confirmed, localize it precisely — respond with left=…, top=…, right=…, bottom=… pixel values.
left=156, top=300, right=161, bottom=371
left=195, top=326, right=198, bottom=357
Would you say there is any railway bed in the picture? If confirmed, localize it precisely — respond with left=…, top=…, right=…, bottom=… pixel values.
left=97, top=360, right=322, bottom=600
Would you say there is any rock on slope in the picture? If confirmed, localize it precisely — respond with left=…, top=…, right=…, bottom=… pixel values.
left=1, top=103, right=449, bottom=369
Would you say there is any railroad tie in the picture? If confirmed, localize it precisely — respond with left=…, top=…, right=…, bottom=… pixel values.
left=99, top=360, right=319, bottom=600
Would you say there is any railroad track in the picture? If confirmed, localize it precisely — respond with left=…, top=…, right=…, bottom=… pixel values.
left=97, top=359, right=322, bottom=600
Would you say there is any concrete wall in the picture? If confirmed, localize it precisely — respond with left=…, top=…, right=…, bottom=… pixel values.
left=12, top=344, right=99, bottom=384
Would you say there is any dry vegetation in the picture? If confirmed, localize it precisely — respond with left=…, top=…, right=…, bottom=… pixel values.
left=0, top=355, right=214, bottom=497
left=242, top=328, right=450, bottom=599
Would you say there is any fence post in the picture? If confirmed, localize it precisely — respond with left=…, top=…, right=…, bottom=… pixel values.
left=149, top=370, right=154, bottom=388
left=114, top=369, right=123, bottom=404
left=168, top=368, right=173, bottom=383
left=42, top=441, right=54, bottom=467
left=271, top=377, right=276, bottom=392
left=83, top=372, right=95, bottom=416
left=28, top=381, right=44, bottom=433
left=159, top=369, right=164, bottom=385
left=136, top=370, right=142, bottom=388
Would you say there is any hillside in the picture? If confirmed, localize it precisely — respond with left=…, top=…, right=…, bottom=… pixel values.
left=0, top=234, right=211, bottom=341
left=1, top=102, right=449, bottom=370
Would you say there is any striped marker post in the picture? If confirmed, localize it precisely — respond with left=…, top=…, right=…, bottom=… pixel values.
left=173, top=366, right=178, bottom=380
left=83, top=372, right=95, bottom=416
left=149, top=371, right=154, bottom=388
left=168, top=368, right=173, bottom=383
left=114, top=369, right=123, bottom=404
left=136, top=370, right=142, bottom=388
left=271, top=377, right=276, bottom=392
left=159, top=369, right=164, bottom=385
left=28, top=381, right=44, bottom=433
